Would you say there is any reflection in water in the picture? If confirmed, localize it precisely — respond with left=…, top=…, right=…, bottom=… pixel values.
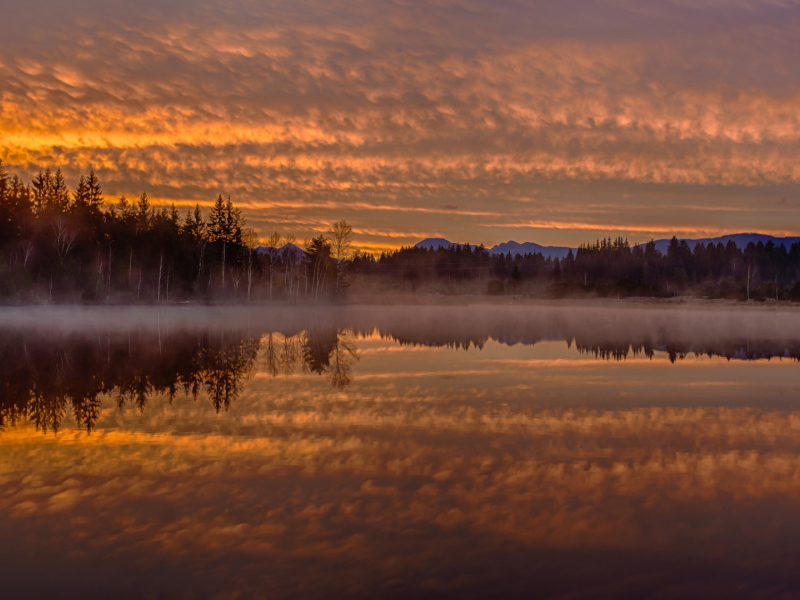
left=2, top=306, right=800, bottom=598
left=2, top=306, right=799, bottom=436
left=0, top=329, right=257, bottom=434
left=0, top=327, right=361, bottom=434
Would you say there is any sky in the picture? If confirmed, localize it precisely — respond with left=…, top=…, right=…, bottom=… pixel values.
left=2, top=0, right=800, bottom=252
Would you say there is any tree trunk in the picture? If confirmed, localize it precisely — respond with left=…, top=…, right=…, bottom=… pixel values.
left=107, top=245, right=113, bottom=296
left=746, top=264, right=752, bottom=300
left=197, top=242, right=206, bottom=288
left=221, top=242, right=226, bottom=291
left=269, top=253, right=274, bottom=300
left=157, top=254, right=164, bottom=302
left=247, top=251, right=253, bottom=301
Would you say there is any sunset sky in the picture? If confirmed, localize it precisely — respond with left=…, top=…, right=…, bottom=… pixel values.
left=2, top=0, right=800, bottom=252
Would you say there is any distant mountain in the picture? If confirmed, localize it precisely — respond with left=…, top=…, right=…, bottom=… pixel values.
left=414, top=233, right=800, bottom=261
left=256, top=242, right=306, bottom=260
left=647, top=233, right=800, bottom=255
left=490, top=240, right=572, bottom=260
left=414, top=238, right=570, bottom=260
left=414, top=238, right=476, bottom=250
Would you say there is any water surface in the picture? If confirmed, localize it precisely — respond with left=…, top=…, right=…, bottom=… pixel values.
left=2, top=305, right=800, bottom=599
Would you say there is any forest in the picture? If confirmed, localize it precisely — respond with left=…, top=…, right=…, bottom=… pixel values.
left=355, top=235, right=800, bottom=301
left=0, top=161, right=352, bottom=303
left=3, top=160, right=800, bottom=302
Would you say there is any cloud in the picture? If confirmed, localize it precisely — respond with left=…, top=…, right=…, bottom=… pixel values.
left=2, top=0, right=800, bottom=246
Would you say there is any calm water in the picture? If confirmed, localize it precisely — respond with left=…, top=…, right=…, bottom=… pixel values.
left=2, top=305, right=800, bottom=599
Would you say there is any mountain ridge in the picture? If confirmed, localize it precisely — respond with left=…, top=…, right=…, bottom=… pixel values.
left=255, top=242, right=305, bottom=259
left=414, top=233, right=800, bottom=260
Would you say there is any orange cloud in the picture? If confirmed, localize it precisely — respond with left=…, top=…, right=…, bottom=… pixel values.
left=2, top=0, right=800, bottom=247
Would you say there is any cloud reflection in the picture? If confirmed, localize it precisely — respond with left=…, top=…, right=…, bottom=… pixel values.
left=3, top=306, right=800, bottom=596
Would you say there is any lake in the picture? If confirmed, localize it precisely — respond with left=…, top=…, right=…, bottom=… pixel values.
left=2, top=304, right=800, bottom=599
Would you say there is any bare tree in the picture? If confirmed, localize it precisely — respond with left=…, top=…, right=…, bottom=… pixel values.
left=746, top=261, right=757, bottom=301
left=315, top=257, right=329, bottom=301
left=21, top=241, right=34, bottom=268
left=283, top=233, right=297, bottom=298
left=230, top=267, right=241, bottom=295
left=220, top=241, right=226, bottom=291
left=52, top=219, right=77, bottom=266
left=266, top=231, right=282, bottom=300
left=243, top=229, right=260, bottom=302
left=302, top=238, right=309, bottom=299
left=157, top=254, right=164, bottom=302
left=106, top=244, right=113, bottom=296
left=328, top=219, right=355, bottom=294
left=197, top=240, right=206, bottom=289
left=128, top=251, right=134, bottom=289
left=96, top=252, right=103, bottom=295
left=327, top=331, right=359, bottom=390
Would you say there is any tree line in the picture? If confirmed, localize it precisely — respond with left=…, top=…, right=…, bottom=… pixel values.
left=349, top=236, right=800, bottom=300
left=0, top=161, right=354, bottom=303
left=4, top=160, right=800, bottom=302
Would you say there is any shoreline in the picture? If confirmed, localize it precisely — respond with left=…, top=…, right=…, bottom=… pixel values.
left=0, top=295, right=798, bottom=308
left=0, top=295, right=799, bottom=313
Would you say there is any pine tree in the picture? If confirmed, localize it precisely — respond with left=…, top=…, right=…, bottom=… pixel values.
left=208, top=195, right=227, bottom=243
left=31, top=169, right=54, bottom=213
left=52, top=168, right=70, bottom=211
left=0, top=159, right=9, bottom=201
left=224, top=197, right=244, bottom=245
left=182, top=204, right=206, bottom=241
left=73, top=175, right=89, bottom=209
left=136, top=192, right=151, bottom=230
left=86, top=170, right=103, bottom=208
left=168, top=203, right=180, bottom=230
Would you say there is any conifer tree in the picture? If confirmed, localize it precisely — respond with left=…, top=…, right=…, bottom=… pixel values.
left=136, top=192, right=151, bottom=230
left=0, top=159, right=10, bottom=201
left=208, top=195, right=228, bottom=243
left=31, top=169, right=54, bottom=213
left=86, top=169, right=103, bottom=210
left=52, top=168, right=70, bottom=211
left=73, top=175, right=89, bottom=209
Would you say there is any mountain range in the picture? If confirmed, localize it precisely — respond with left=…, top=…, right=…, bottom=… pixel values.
left=414, top=238, right=572, bottom=260
left=414, top=233, right=800, bottom=260
left=255, top=234, right=800, bottom=262
left=255, top=243, right=306, bottom=260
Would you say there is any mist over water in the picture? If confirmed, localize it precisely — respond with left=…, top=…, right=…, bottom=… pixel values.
left=2, top=304, right=800, bottom=599
left=1, top=302, right=799, bottom=352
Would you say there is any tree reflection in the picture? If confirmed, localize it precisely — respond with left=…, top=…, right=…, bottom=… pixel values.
left=302, top=328, right=339, bottom=374
left=2, top=315, right=798, bottom=438
left=327, top=333, right=359, bottom=390
left=298, top=328, right=360, bottom=389
left=280, top=333, right=302, bottom=376
left=0, top=326, right=360, bottom=435
left=387, top=332, right=800, bottom=363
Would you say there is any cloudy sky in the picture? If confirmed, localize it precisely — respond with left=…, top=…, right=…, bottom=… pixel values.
left=2, top=0, right=800, bottom=251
